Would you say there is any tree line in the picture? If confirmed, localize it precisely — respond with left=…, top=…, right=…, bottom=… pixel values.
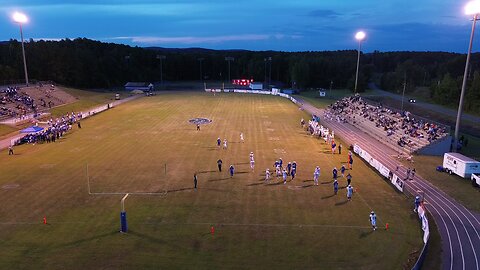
left=0, top=38, right=479, bottom=113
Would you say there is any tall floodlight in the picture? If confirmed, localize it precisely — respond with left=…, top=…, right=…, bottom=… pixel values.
left=225, top=57, right=234, bottom=83
left=198, top=58, right=204, bottom=81
left=156, top=55, right=166, bottom=85
left=354, top=31, right=366, bottom=93
left=12, top=12, right=29, bottom=86
left=264, top=57, right=272, bottom=86
left=455, top=1, right=480, bottom=152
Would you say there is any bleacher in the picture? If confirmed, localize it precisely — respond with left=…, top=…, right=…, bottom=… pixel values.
left=325, top=95, right=450, bottom=155
left=0, top=83, right=75, bottom=122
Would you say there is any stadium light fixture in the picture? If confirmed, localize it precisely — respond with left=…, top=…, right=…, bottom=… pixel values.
left=354, top=31, right=366, bottom=93
left=454, top=1, right=480, bottom=152
left=465, top=0, right=480, bottom=15
left=12, top=11, right=29, bottom=86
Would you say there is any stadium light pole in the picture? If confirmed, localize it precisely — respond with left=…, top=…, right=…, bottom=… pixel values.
left=12, top=12, right=29, bottom=86
left=157, top=55, right=166, bottom=85
left=354, top=31, right=366, bottom=94
left=225, top=57, right=234, bottom=83
left=455, top=1, right=480, bottom=152
left=264, top=57, right=272, bottom=87
left=268, top=56, right=272, bottom=87
left=198, top=58, right=204, bottom=81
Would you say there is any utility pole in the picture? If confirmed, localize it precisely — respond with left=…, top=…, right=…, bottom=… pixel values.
left=225, top=57, right=234, bottom=83
left=198, top=58, right=204, bottom=81
left=157, top=55, right=166, bottom=85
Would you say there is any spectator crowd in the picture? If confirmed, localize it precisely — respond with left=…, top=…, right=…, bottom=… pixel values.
left=324, top=95, right=448, bottom=150
left=16, top=112, right=82, bottom=145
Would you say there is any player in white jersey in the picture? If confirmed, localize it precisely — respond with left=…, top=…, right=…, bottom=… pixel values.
left=223, top=139, right=228, bottom=149
left=265, top=169, right=271, bottom=182
left=240, top=132, right=245, bottom=143
left=283, top=170, right=288, bottom=185
left=346, top=185, right=353, bottom=201
left=313, top=166, right=320, bottom=186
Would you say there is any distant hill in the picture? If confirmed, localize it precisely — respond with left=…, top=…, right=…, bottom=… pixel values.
left=145, top=47, right=251, bottom=53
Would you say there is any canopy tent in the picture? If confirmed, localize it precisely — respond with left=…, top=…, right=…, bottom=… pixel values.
left=20, top=126, right=44, bottom=133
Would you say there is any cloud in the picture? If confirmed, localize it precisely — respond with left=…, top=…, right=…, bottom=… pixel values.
left=308, top=9, right=340, bottom=18
left=109, top=34, right=301, bottom=45
left=32, top=37, right=66, bottom=41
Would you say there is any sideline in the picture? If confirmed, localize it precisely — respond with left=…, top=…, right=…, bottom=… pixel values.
left=0, top=94, right=142, bottom=151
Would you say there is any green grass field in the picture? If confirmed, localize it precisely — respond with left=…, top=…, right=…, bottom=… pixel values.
left=0, top=92, right=421, bottom=269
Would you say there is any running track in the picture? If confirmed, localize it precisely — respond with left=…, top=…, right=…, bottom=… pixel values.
left=296, top=98, right=480, bottom=270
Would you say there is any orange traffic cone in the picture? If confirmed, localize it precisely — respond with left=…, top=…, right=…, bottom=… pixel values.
left=43, top=216, right=47, bottom=224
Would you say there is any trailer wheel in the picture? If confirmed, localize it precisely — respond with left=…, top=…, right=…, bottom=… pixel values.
left=448, top=170, right=453, bottom=175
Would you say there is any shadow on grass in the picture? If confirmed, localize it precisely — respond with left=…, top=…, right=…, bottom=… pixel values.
left=246, top=182, right=264, bottom=187
left=335, top=200, right=349, bottom=206
left=208, top=177, right=231, bottom=182
left=303, top=180, right=313, bottom=183
left=267, top=181, right=284, bottom=186
left=359, top=230, right=374, bottom=238
left=167, top=187, right=194, bottom=193
left=321, top=194, right=336, bottom=199
left=321, top=181, right=333, bottom=184
left=197, top=170, right=216, bottom=174
left=235, top=171, right=249, bottom=174
left=128, top=230, right=167, bottom=244
left=57, top=231, right=118, bottom=248
left=302, top=184, right=314, bottom=188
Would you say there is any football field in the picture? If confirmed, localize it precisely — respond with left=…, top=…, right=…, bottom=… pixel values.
left=0, top=92, right=422, bottom=269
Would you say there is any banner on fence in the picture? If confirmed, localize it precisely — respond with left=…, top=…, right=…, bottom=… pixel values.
left=417, top=205, right=430, bottom=243
left=391, top=174, right=404, bottom=192
left=379, top=164, right=390, bottom=178
left=353, top=144, right=362, bottom=155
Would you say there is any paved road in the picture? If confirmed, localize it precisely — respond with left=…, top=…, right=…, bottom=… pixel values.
left=368, top=83, right=480, bottom=124
left=297, top=97, right=480, bottom=270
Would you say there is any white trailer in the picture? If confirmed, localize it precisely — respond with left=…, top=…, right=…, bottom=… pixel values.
left=472, top=174, right=480, bottom=187
left=443, top=152, right=480, bottom=178
left=249, top=82, right=263, bottom=90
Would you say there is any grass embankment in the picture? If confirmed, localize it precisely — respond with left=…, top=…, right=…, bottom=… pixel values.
left=0, top=93, right=421, bottom=269
left=0, top=124, right=17, bottom=139
left=49, top=87, right=126, bottom=118
left=295, top=89, right=370, bottom=109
